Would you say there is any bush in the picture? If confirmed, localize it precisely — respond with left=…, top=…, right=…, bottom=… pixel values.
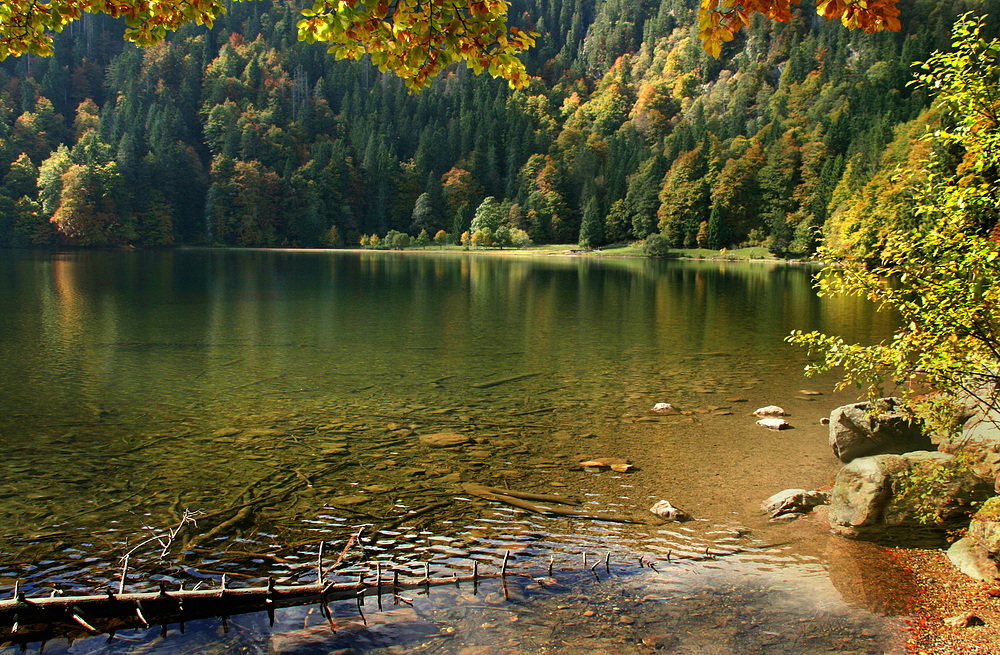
left=643, top=233, right=670, bottom=257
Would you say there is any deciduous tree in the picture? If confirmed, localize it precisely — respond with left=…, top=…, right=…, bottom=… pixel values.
left=788, top=14, right=1000, bottom=437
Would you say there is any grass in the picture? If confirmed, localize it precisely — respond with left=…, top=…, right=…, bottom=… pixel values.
left=353, top=242, right=793, bottom=261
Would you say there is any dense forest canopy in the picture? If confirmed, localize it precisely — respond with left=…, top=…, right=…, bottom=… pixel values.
left=0, top=0, right=995, bottom=253
left=0, top=0, right=903, bottom=87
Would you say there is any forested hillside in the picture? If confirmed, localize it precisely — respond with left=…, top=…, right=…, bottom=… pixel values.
left=0, top=0, right=993, bottom=253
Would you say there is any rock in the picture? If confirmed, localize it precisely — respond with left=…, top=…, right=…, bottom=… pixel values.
left=650, top=402, right=674, bottom=413
left=579, top=457, right=633, bottom=472
left=943, top=612, right=986, bottom=628
left=418, top=433, right=471, bottom=448
left=828, top=397, right=929, bottom=463
left=799, top=390, right=823, bottom=396
left=761, top=488, right=830, bottom=518
left=641, top=634, right=680, bottom=649
left=967, top=496, right=1000, bottom=554
left=212, top=427, right=241, bottom=438
left=940, top=411, right=1000, bottom=484
left=947, top=536, right=1000, bottom=582
left=649, top=500, right=688, bottom=521
left=948, top=496, right=1000, bottom=581
left=828, top=452, right=991, bottom=541
left=756, top=418, right=790, bottom=430
left=753, top=405, right=786, bottom=417
left=819, top=417, right=830, bottom=425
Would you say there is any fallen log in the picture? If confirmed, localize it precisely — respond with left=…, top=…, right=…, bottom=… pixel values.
left=471, top=373, right=541, bottom=389
left=461, top=483, right=664, bottom=526
left=462, top=484, right=580, bottom=506
left=0, top=562, right=509, bottom=646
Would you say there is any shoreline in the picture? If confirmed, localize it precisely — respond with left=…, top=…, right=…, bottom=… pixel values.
left=196, top=243, right=821, bottom=264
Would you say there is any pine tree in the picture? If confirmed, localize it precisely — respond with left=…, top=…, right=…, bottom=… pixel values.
left=578, top=196, right=603, bottom=248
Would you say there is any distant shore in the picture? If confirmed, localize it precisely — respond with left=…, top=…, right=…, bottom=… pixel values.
left=337, top=242, right=814, bottom=263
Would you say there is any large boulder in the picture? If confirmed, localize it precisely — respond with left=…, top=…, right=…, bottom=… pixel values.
left=948, top=496, right=1000, bottom=581
left=829, top=398, right=930, bottom=463
left=939, top=406, right=1000, bottom=484
left=828, top=451, right=991, bottom=542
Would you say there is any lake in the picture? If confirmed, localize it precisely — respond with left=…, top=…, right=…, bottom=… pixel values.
left=0, top=248, right=908, bottom=653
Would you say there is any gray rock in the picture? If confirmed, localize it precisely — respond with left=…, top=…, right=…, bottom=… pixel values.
left=756, top=418, right=790, bottom=430
left=761, top=488, right=830, bottom=518
left=828, top=398, right=929, bottom=463
left=649, top=500, right=687, bottom=521
left=828, top=452, right=991, bottom=540
left=948, top=495, right=1000, bottom=581
left=948, top=535, right=1000, bottom=582
left=939, top=409, right=1000, bottom=484
left=967, top=496, right=1000, bottom=555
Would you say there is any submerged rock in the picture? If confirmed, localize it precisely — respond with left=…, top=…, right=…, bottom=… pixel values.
left=418, top=433, right=471, bottom=448
left=761, top=488, right=830, bottom=519
left=828, top=397, right=928, bottom=463
left=578, top=457, right=633, bottom=472
left=649, top=500, right=688, bottom=521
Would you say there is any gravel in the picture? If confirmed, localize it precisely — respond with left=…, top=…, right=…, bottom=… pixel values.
left=892, top=547, right=1000, bottom=654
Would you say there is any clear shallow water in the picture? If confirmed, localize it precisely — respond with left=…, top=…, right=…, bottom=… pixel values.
left=0, top=249, right=906, bottom=653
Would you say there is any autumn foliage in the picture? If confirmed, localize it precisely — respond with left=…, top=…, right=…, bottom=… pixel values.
left=0, top=0, right=906, bottom=88
left=698, top=0, right=902, bottom=57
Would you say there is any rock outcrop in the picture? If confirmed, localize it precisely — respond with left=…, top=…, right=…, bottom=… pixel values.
left=828, top=398, right=930, bottom=463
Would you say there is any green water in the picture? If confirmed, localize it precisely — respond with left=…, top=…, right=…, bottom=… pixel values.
left=0, top=249, right=906, bottom=653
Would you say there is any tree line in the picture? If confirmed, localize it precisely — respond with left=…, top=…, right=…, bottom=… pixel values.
left=0, top=0, right=995, bottom=256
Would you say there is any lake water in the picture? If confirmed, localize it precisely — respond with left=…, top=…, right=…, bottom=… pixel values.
left=0, top=248, right=909, bottom=654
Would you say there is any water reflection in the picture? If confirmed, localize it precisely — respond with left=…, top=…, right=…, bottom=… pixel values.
left=0, top=249, right=903, bottom=652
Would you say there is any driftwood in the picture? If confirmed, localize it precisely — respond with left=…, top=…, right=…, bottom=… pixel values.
left=471, top=373, right=541, bottom=389
left=461, top=483, right=665, bottom=526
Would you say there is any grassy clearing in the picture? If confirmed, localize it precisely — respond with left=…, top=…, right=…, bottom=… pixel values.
left=365, top=243, right=786, bottom=260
